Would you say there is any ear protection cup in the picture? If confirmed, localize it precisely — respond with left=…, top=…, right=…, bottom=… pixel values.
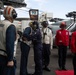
left=12, top=12, right=17, bottom=19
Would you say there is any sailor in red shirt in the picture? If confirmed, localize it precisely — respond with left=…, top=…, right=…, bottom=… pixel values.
left=70, top=31, right=76, bottom=75
left=55, top=22, right=69, bottom=70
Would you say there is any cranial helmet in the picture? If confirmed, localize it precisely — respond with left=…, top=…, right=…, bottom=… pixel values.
left=3, top=6, right=17, bottom=19
left=60, top=22, right=66, bottom=28
left=41, top=21, right=48, bottom=25
left=32, top=21, right=39, bottom=29
left=33, top=21, right=38, bottom=26
left=41, top=21, right=48, bottom=27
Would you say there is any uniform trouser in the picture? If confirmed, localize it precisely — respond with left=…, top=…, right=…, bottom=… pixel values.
left=43, top=43, right=51, bottom=67
left=20, top=42, right=30, bottom=75
left=0, top=55, right=7, bottom=75
left=5, top=57, right=16, bottom=75
left=0, top=55, right=16, bottom=75
left=73, top=54, right=76, bottom=75
left=33, top=43, right=43, bottom=75
left=58, top=45, right=67, bottom=68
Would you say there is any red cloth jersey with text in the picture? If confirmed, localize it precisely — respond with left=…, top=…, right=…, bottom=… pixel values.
left=55, top=29, right=69, bottom=46
left=70, top=31, right=76, bottom=53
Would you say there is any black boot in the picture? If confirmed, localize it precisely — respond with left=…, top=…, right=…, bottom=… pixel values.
left=43, top=66, right=51, bottom=72
left=62, top=67, right=67, bottom=71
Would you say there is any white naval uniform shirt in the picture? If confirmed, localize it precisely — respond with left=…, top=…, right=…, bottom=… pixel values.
left=41, top=27, right=53, bottom=49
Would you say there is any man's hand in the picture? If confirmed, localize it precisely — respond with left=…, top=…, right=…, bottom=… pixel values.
left=7, top=60, right=14, bottom=67
left=22, top=36, right=27, bottom=41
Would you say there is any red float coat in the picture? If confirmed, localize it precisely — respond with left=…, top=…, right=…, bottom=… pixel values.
left=70, top=31, right=76, bottom=53
left=55, top=29, right=69, bottom=46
